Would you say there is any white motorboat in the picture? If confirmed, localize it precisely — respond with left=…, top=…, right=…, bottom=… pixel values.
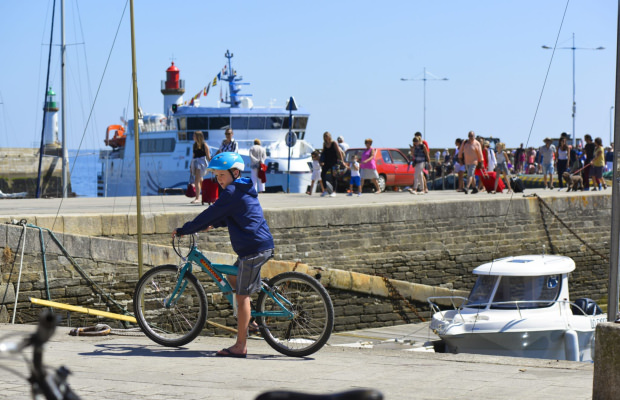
left=428, top=254, right=607, bottom=362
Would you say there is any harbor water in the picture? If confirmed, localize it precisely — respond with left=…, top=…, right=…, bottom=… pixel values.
left=69, top=149, right=98, bottom=197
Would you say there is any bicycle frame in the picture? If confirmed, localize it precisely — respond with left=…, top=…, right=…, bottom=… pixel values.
left=167, top=245, right=294, bottom=320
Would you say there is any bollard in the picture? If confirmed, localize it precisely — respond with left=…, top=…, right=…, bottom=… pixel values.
left=593, top=322, right=620, bottom=399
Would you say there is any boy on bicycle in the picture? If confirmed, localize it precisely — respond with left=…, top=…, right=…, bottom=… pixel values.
left=173, top=152, right=274, bottom=358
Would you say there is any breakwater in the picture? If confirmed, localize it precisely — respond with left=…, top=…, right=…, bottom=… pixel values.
left=0, top=192, right=611, bottom=332
left=0, top=147, right=69, bottom=197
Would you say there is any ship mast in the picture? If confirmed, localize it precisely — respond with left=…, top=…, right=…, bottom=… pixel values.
left=221, top=50, right=250, bottom=108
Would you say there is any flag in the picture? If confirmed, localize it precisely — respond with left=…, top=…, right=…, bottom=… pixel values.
left=189, top=98, right=194, bottom=106
left=212, top=76, right=217, bottom=86
left=222, top=65, right=227, bottom=75
left=217, top=72, right=221, bottom=81
left=203, top=86, right=208, bottom=96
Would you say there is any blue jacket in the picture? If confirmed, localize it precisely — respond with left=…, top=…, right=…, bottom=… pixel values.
left=176, top=177, right=274, bottom=257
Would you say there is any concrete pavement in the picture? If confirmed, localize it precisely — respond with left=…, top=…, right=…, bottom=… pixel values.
left=0, top=187, right=608, bottom=219
left=0, top=322, right=594, bottom=400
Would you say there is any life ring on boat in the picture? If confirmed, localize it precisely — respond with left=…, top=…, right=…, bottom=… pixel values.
left=104, top=125, right=126, bottom=149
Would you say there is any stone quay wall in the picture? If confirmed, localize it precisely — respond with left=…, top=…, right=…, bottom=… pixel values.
left=106, top=195, right=611, bottom=300
left=0, top=194, right=611, bottom=333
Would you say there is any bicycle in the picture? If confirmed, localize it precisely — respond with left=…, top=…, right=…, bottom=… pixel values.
left=133, top=234, right=335, bottom=357
left=0, top=310, right=81, bottom=400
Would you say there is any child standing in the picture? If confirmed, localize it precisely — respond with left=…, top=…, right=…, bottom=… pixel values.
left=173, top=152, right=274, bottom=358
left=592, top=137, right=608, bottom=191
left=347, top=155, right=361, bottom=196
left=307, top=150, right=324, bottom=195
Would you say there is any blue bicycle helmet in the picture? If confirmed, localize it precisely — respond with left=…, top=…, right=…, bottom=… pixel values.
left=208, top=152, right=245, bottom=172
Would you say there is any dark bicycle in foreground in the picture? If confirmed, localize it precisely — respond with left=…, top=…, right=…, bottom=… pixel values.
left=0, top=310, right=80, bottom=400
left=133, top=234, right=334, bottom=357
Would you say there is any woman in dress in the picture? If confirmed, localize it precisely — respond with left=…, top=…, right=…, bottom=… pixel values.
left=359, top=138, right=381, bottom=194
left=190, top=131, right=211, bottom=204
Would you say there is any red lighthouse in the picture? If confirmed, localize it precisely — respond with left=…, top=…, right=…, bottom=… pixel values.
left=161, top=62, right=185, bottom=114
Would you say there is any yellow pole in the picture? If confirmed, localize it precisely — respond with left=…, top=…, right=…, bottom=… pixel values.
left=30, top=298, right=137, bottom=323
left=129, top=0, right=143, bottom=279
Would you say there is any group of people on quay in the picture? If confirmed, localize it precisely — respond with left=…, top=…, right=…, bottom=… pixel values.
left=309, top=130, right=614, bottom=196
left=187, top=127, right=613, bottom=199
left=510, top=132, right=612, bottom=191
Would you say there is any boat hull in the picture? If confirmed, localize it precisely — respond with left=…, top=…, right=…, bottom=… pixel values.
left=438, top=327, right=595, bottom=362
left=98, top=148, right=312, bottom=196
left=430, top=308, right=605, bottom=362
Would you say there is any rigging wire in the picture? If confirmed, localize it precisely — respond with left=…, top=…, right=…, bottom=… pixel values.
left=44, top=0, right=130, bottom=236
left=0, top=91, right=10, bottom=147
left=486, top=0, right=571, bottom=281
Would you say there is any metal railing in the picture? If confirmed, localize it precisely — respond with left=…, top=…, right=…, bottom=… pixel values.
left=427, top=296, right=601, bottom=322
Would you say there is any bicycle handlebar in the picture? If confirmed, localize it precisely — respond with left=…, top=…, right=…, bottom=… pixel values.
left=28, top=309, right=57, bottom=348
left=4, top=310, right=82, bottom=400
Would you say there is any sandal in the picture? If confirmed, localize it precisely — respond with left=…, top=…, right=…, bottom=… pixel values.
left=216, top=347, right=247, bottom=358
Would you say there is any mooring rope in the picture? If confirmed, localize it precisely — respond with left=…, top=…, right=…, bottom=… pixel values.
left=381, top=276, right=426, bottom=323
left=534, top=193, right=609, bottom=262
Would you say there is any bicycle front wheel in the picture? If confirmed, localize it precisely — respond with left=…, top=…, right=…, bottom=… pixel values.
left=133, top=264, right=207, bottom=347
left=256, top=271, right=334, bottom=357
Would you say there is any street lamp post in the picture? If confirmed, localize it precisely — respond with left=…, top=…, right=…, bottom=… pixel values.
left=400, top=68, right=448, bottom=141
left=542, top=33, right=604, bottom=146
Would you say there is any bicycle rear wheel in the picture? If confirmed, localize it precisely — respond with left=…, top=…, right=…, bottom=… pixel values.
left=256, top=271, right=334, bottom=357
left=133, top=264, right=207, bottom=347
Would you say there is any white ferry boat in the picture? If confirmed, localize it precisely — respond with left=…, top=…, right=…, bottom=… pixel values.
left=98, top=50, right=314, bottom=196
left=428, top=254, right=607, bottom=362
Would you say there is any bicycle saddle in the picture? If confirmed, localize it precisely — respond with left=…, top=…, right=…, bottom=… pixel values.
left=255, top=388, right=383, bottom=400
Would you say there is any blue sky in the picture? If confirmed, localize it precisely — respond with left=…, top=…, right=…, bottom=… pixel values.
left=0, top=0, right=616, bottom=152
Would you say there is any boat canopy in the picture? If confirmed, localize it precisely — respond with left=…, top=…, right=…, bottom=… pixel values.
left=174, top=106, right=309, bottom=117
left=473, top=255, right=575, bottom=276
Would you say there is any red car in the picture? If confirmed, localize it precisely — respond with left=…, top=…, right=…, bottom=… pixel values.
left=335, top=148, right=415, bottom=192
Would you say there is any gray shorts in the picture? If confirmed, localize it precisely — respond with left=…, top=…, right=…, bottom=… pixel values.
left=190, top=157, right=208, bottom=178
left=234, top=249, right=274, bottom=295
left=360, top=168, right=379, bottom=180
left=465, top=164, right=476, bottom=177
left=495, top=162, right=509, bottom=175
left=542, top=163, right=554, bottom=175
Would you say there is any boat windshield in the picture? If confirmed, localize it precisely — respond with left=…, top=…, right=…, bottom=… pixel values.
left=465, top=275, right=497, bottom=308
left=491, top=275, right=560, bottom=309
left=465, top=274, right=561, bottom=309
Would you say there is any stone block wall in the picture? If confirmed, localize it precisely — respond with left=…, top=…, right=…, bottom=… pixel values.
left=121, top=195, right=611, bottom=302
left=0, top=223, right=454, bottom=332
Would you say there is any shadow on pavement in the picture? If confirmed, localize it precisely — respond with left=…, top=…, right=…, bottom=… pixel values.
left=78, top=343, right=313, bottom=361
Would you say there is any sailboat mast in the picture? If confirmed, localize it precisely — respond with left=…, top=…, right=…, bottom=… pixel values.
left=608, top=3, right=620, bottom=322
left=129, top=0, right=144, bottom=278
left=61, top=0, right=68, bottom=198
left=35, top=0, right=57, bottom=198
